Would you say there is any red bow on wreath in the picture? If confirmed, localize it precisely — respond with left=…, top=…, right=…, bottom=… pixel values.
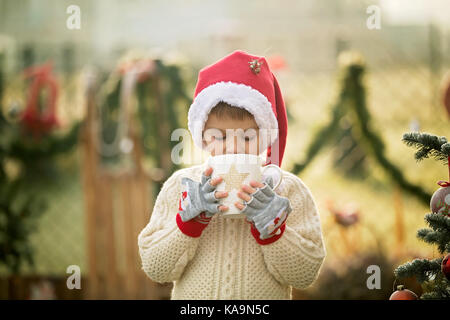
left=20, top=62, right=60, bottom=138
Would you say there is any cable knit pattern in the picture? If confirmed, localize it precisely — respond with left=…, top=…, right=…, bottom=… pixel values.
left=138, top=164, right=326, bottom=300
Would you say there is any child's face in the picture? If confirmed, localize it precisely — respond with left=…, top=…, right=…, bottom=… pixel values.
left=202, top=113, right=260, bottom=156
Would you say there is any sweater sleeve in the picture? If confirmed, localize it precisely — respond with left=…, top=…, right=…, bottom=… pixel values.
left=138, top=169, right=202, bottom=283
left=258, top=174, right=326, bottom=290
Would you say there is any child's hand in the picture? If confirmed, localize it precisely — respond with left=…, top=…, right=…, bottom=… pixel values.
left=235, top=176, right=292, bottom=240
left=179, top=167, right=228, bottom=222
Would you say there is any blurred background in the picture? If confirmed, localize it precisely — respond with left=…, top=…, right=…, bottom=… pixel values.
left=0, top=0, right=449, bottom=299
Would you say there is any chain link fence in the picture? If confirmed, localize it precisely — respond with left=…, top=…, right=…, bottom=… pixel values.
left=1, top=1, right=449, bottom=299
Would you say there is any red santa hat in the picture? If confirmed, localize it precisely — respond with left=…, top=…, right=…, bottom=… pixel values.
left=188, top=50, right=288, bottom=167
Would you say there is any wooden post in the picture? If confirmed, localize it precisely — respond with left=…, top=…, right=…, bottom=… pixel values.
left=97, top=174, right=119, bottom=299
left=80, top=70, right=100, bottom=299
left=393, top=184, right=405, bottom=257
left=81, top=63, right=169, bottom=300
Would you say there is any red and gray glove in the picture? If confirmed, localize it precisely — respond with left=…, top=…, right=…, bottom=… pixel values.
left=179, top=174, right=222, bottom=222
left=176, top=168, right=228, bottom=237
left=239, top=176, right=291, bottom=244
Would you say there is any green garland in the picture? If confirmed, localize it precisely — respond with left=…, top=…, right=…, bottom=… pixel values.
left=291, top=75, right=350, bottom=174
left=292, top=52, right=432, bottom=205
left=98, top=57, right=192, bottom=196
left=0, top=53, right=80, bottom=273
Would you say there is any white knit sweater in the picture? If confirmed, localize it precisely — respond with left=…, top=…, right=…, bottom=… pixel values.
left=138, top=163, right=326, bottom=300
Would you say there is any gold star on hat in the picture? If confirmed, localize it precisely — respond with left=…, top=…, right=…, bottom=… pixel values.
left=220, top=163, right=249, bottom=194
left=249, top=59, right=262, bottom=74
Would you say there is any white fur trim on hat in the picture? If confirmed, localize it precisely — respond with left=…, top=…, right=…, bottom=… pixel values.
left=188, top=81, right=278, bottom=150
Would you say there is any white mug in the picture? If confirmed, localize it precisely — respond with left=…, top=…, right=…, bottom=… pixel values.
left=207, top=153, right=283, bottom=218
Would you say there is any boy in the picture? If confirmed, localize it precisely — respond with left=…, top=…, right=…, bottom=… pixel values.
left=138, top=50, right=326, bottom=299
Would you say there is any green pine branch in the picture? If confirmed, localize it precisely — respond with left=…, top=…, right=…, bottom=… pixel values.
left=424, top=212, right=450, bottom=231
left=421, top=275, right=450, bottom=299
left=421, top=290, right=450, bottom=300
left=394, top=257, right=443, bottom=283
left=402, top=132, right=450, bottom=165
left=416, top=214, right=450, bottom=254
left=417, top=228, right=450, bottom=254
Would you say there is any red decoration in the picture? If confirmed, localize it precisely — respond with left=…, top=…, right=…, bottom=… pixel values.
left=20, top=63, right=60, bottom=138
left=118, top=59, right=156, bottom=83
left=267, top=54, right=287, bottom=71
left=438, top=181, right=450, bottom=187
left=442, top=253, right=450, bottom=281
left=389, top=285, right=418, bottom=300
left=327, top=200, right=360, bottom=227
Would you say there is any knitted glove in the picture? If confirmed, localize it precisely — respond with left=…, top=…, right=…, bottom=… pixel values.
left=179, top=174, right=221, bottom=222
left=176, top=173, right=222, bottom=238
left=242, top=176, right=292, bottom=242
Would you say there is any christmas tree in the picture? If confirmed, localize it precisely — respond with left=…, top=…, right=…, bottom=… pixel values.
left=393, top=132, right=450, bottom=299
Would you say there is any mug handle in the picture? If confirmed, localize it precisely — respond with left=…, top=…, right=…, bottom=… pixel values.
left=261, top=164, right=283, bottom=190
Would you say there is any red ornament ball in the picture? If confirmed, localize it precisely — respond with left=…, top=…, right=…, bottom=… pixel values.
left=389, top=285, right=418, bottom=300
left=430, top=186, right=450, bottom=217
left=442, top=253, right=450, bottom=281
